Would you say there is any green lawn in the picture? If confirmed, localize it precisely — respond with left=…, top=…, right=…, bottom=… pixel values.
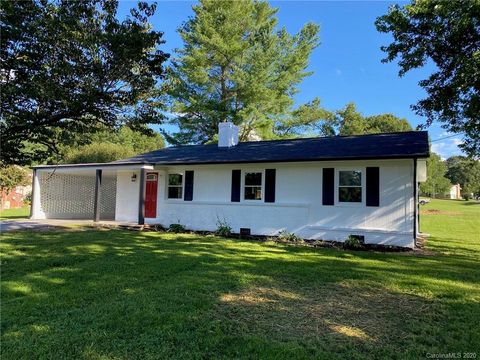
left=1, top=200, right=479, bottom=359
left=0, top=206, right=30, bottom=220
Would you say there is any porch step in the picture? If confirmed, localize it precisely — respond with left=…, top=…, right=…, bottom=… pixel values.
left=118, top=224, right=153, bottom=231
left=92, top=222, right=154, bottom=231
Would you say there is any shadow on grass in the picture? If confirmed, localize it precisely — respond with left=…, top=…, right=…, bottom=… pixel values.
left=1, top=230, right=479, bottom=359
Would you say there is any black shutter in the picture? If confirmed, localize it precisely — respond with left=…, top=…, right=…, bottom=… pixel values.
left=231, top=170, right=241, bottom=202
left=322, top=168, right=334, bottom=206
left=184, top=171, right=194, bottom=201
left=366, top=167, right=380, bottom=207
left=265, top=169, right=276, bottom=203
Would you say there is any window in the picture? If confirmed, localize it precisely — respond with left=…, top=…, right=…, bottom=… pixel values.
left=167, top=174, right=183, bottom=199
left=338, top=170, right=362, bottom=203
left=244, top=172, right=262, bottom=200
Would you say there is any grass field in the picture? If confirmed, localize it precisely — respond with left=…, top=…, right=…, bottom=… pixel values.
left=1, top=199, right=479, bottom=359
left=0, top=206, right=30, bottom=220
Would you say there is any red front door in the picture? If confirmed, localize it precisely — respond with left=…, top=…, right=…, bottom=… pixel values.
left=145, top=173, right=158, bottom=218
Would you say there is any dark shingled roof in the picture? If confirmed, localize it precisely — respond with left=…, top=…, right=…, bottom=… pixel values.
left=112, top=131, right=430, bottom=166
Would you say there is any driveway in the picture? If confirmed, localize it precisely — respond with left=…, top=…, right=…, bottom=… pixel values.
left=0, top=219, right=95, bottom=232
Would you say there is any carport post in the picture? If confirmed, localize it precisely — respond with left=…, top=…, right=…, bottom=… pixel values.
left=93, top=169, right=102, bottom=222
left=29, top=169, right=37, bottom=219
left=138, top=168, right=146, bottom=225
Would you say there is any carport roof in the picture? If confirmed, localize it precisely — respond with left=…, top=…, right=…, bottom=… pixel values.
left=33, top=131, right=430, bottom=169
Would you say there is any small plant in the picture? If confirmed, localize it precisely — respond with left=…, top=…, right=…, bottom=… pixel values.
left=23, top=191, right=32, bottom=205
left=343, top=235, right=364, bottom=250
left=168, top=223, right=186, bottom=233
left=278, top=230, right=303, bottom=243
left=215, top=216, right=232, bottom=237
left=153, top=224, right=166, bottom=232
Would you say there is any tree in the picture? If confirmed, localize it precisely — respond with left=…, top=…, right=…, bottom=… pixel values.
left=1, top=0, right=169, bottom=165
left=445, top=156, right=480, bottom=199
left=61, top=126, right=165, bottom=164
left=376, top=0, right=480, bottom=157
left=64, top=143, right=135, bottom=164
left=419, top=153, right=451, bottom=198
left=0, top=166, right=30, bottom=209
left=166, top=0, right=323, bottom=144
left=89, top=127, right=165, bottom=155
left=334, top=103, right=413, bottom=136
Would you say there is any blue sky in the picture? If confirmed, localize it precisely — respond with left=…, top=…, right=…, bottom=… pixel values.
left=117, top=0, right=463, bottom=158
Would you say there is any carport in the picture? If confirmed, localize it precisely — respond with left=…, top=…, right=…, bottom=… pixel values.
left=31, top=163, right=154, bottom=224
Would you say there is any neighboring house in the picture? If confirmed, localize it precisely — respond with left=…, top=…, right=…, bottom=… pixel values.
left=449, top=184, right=462, bottom=200
left=30, top=124, right=429, bottom=248
left=1, top=185, right=32, bottom=210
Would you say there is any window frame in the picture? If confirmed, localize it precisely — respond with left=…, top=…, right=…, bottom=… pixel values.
left=241, top=169, right=264, bottom=202
left=336, top=168, right=365, bottom=206
left=166, top=172, right=184, bottom=200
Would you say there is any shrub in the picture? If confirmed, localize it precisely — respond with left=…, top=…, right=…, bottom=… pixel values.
left=278, top=230, right=303, bottom=243
left=23, top=191, right=32, bottom=205
left=215, top=217, right=232, bottom=237
left=168, top=223, right=186, bottom=233
left=152, top=224, right=166, bottom=232
left=344, top=235, right=364, bottom=250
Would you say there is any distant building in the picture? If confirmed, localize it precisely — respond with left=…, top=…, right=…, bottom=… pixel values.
left=1, top=185, right=32, bottom=209
left=449, top=184, right=462, bottom=200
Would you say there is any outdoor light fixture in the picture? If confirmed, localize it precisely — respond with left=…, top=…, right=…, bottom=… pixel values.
left=131, top=173, right=137, bottom=182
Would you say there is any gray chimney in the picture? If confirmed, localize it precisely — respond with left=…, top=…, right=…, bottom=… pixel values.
left=218, top=122, right=239, bottom=147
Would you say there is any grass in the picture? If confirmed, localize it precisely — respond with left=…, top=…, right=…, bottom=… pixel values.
left=0, top=206, right=30, bottom=220
left=1, top=199, right=479, bottom=359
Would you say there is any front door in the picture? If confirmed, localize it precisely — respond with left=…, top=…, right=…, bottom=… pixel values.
left=145, top=172, right=158, bottom=218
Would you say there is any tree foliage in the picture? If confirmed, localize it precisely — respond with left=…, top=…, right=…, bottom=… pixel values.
left=419, top=153, right=451, bottom=198
left=1, top=0, right=169, bottom=165
left=329, top=103, right=413, bottom=136
left=166, top=0, right=324, bottom=144
left=376, top=0, right=480, bottom=156
left=445, top=156, right=480, bottom=198
left=64, top=143, right=135, bottom=164
left=62, top=127, right=165, bottom=164
left=89, top=127, right=165, bottom=155
left=0, top=166, right=30, bottom=195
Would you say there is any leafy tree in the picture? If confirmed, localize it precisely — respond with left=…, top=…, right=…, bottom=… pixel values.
left=0, top=166, right=30, bottom=208
left=64, top=143, right=136, bottom=164
left=61, top=126, right=164, bottom=164
left=166, top=0, right=323, bottom=144
left=89, top=127, right=165, bottom=155
left=445, top=156, right=480, bottom=198
left=1, top=0, right=169, bottom=165
left=334, top=103, right=413, bottom=136
left=420, top=153, right=451, bottom=198
left=376, top=0, right=480, bottom=156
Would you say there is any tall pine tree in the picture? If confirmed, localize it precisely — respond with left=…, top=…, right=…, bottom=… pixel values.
left=165, top=0, right=326, bottom=144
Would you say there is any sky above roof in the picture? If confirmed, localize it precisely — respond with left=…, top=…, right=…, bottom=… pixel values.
left=117, top=0, right=464, bottom=159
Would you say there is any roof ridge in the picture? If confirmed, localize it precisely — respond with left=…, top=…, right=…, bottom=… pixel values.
left=238, top=130, right=425, bottom=145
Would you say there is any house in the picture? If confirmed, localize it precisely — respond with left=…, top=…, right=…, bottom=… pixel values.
left=1, top=184, right=32, bottom=210
left=449, top=184, right=462, bottom=200
left=30, top=123, right=429, bottom=248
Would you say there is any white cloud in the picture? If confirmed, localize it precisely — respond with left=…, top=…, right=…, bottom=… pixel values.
left=431, top=137, right=463, bottom=159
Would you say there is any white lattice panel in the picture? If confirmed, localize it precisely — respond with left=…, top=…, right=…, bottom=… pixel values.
left=39, top=172, right=116, bottom=220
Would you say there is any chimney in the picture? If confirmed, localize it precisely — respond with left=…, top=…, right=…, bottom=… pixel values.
left=218, top=122, right=239, bottom=147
